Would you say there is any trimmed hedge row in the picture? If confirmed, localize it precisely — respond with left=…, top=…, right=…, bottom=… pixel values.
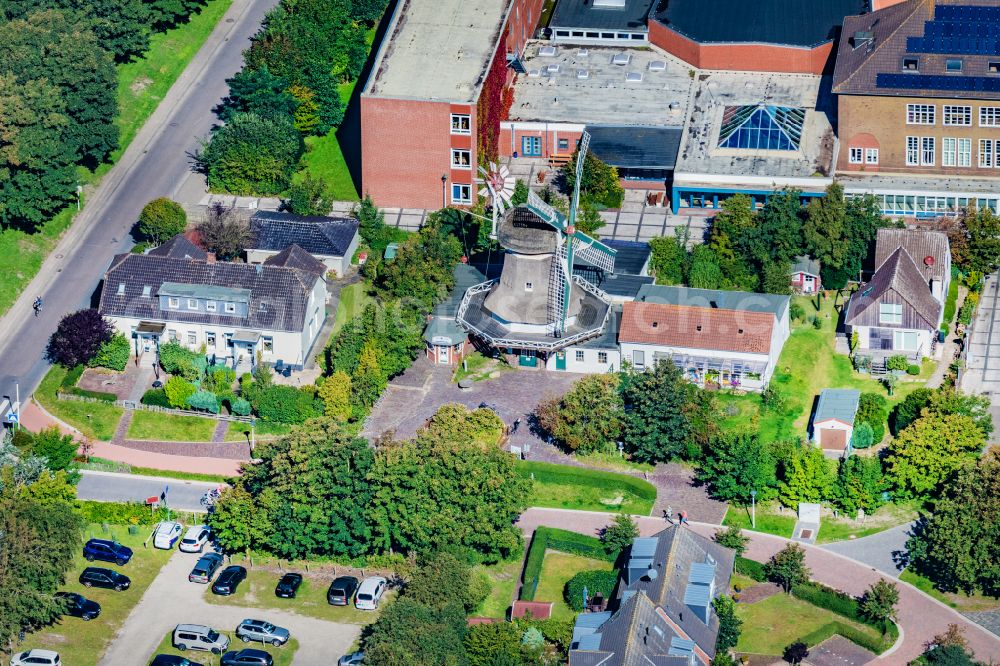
left=520, top=527, right=612, bottom=601
left=515, top=460, right=657, bottom=501
left=76, top=500, right=200, bottom=526
left=736, top=556, right=767, bottom=582
left=797, top=620, right=895, bottom=654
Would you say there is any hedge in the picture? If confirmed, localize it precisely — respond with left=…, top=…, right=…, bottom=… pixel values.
left=57, top=364, right=118, bottom=402
left=790, top=581, right=899, bottom=653
left=520, top=527, right=613, bottom=601
left=514, top=461, right=657, bottom=502
left=735, top=556, right=767, bottom=582
left=141, top=389, right=172, bottom=408
left=797, top=620, right=896, bottom=654
left=61, top=365, right=86, bottom=390
left=565, top=570, right=619, bottom=610
left=76, top=500, right=198, bottom=526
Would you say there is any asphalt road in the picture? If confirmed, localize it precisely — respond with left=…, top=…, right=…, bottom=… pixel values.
left=77, top=470, right=221, bottom=512
left=821, top=520, right=916, bottom=578
left=0, top=0, right=278, bottom=403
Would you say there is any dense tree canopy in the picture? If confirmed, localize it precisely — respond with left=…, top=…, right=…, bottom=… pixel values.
left=138, top=197, right=187, bottom=243
left=46, top=308, right=114, bottom=368
left=200, top=112, right=304, bottom=195
left=883, top=412, right=985, bottom=499
left=536, top=374, right=623, bottom=454
left=698, top=432, right=778, bottom=505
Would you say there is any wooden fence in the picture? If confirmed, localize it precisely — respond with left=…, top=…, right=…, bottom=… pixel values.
left=55, top=391, right=253, bottom=424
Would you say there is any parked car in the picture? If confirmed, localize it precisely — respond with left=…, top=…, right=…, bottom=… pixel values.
left=355, top=576, right=387, bottom=610
left=55, top=591, right=101, bottom=620
left=326, top=576, right=359, bottom=606
left=150, top=656, right=193, bottom=666
left=220, top=649, right=273, bottom=666
left=338, top=651, right=364, bottom=666
left=212, top=565, right=247, bottom=595
left=274, top=573, right=302, bottom=599
left=236, top=619, right=289, bottom=647
left=83, top=538, right=133, bottom=565
left=153, top=521, right=183, bottom=550
left=172, top=624, right=231, bottom=654
left=189, top=552, right=224, bottom=584
left=9, top=649, right=61, bottom=666
left=79, top=567, right=130, bottom=591
left=179, top=525, right=211, bottom=553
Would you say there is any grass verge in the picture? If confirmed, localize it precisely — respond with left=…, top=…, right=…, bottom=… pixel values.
left=37, top=366, right=124, bottom=441
left=723, top=500, right=920, bottom=544
left=535, top=551, right=613, bottom=622
left=474, top=549, right=524, bottom=619
left=79, top=457, right=231, bottom=484
left=332, top=282, right=375, bottom=336
left=4, top=524, right=173, bottom=666
left=148, top=630, right=298, bottom=666
left=224, top=420, right=294, bottom=442
left=0, top=207, right=76, bottom=316
left=516, top=460, right=656, bottom=515
left=900, top=570, right=1000, bottom=611
left=736, top=593, right=884, bottom=655
left=127, top=410, right=218, bottom=442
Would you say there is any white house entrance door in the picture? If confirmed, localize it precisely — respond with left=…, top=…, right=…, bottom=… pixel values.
left=437, top=345, right=450, bottom=365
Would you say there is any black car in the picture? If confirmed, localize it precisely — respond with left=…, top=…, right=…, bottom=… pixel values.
left=220, top=648, right=273, bottom=666
left=55, top=592, right=101, bottom=620
left=80, top=567, right=131, bottom=591
left=150, top=656, right=193, bottom=666
left=83, top=538, right=133, bottom=566
left=327, top=576, right=359, bottom=606
left=274, top=573, right=302, bottom=599
left=212, top=565, right=247, bottom=596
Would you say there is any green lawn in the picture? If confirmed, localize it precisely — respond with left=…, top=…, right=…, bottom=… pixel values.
left=516, top=460, right=657, bottom=515
left=332, top=283, right=375, bottom=335
left=127, top=410, right=218, bottom=442
left=36, top=366, right=124, bottom=441
left=148, top=630, right=298, bottom=666
left=224, top=420, right=294, bottom=442
left=534, top=551, right=613, bottom=621
left=4, top=524, right=174, bottom=666
left=718, top=295, right=934, bottom=442
left=736, top=592, right=883, bottom=655
left=474, top=549, right=525, bottom=619
left=900, top=570, right=1000, bottom=612
left=724, top=500, right=920, bottom=544
left=0, top=207, right=77, bottom=316
left=453, top=352, right=514, bottom=383
left=201, top=564, right=386, bottom=625
left=298, top=133, right=360, bottom=202
left=723, top=504, right=798, bottom=538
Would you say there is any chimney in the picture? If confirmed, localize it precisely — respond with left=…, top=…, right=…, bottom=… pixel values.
left=206, top=252, right=216, bottom=264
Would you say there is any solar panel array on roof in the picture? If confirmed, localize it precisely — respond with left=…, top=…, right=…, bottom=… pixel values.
left=718, top=105, right=805, bottom=151
left=905, top=5, right=1000, bottom=55
left=877, top=72, right=1000, bottom=92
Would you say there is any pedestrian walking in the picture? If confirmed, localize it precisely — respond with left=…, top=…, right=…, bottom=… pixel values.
left=679, top=510, right=688, bottom=525
left=664, top=505, right=674, bottom=523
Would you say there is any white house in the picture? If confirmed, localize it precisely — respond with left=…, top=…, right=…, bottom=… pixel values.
left=99, top=237, right=327, bottom=371
left=247, top=210, right=360, bottom=278
left=810, top=388, right=860, bottom=454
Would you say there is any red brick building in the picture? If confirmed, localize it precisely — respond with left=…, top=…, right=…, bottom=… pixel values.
left=360, top=0, right=543, bottom=209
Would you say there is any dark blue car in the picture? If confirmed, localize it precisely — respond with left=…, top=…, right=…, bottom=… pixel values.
left=83, top=539, right=133, bottom=566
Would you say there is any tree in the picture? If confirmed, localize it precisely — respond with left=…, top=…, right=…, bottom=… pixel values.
left=883, top=412, right=986, bottom=499
left=621, top=360, right=714, bottom=463
left=217, top=66, right=296, bottom=123
left=405, top=552, right=487, bottom=612
left=777, top=443, right=834, bottom=508
left=195, top=204, right=251, bottom=260
left=147, top=0, right=210, bottom=29
left=831, top=455, right=886, bottom=517
left=649, top=233, right=687, bottom=285
left=600, top=513, right=639, bottom=557
left=576, top=200, right=606, bottom=237
left=803, top=183, right=849, bottom=272
left=364, top=597, right=467, bottom=664
left=761, top=259, right=792, bottom=295
left=922, top=645, right=978, bottom=666
left=27, top=428, right=78, bottom=473
left=859, top=579, right=899, bottom=634
left=850, top=422, right=874, bottom=449
left=89, top=332, right=130, bottom=371
left=561, top=149, right=624, bottom=208
left=318, top=371, right=352, bottom=420
left=284, top=175, right=333, bottom=216
left=288, top=83, right=322, bottom=134
left=351, top=342, right=386, bottom=410
left=686, top=244, right=724, bottom=290
left=465, top=621, right=523, bottom=666
left=783, top=641, right=809, bottom=665
left=926, top=389, right=993, bottom=440
left=536, top=374, right=623, bottom=454
left=164, top=376, right=196, bottom=409
left=158, top=340, right=203, bottom=379
left=208, top=486, right=272, bottom=555
left=906, top=450, right=1000, bottom=595
left=856, top=392, right=888, bottom=444
left=375, top=223, right=462, bottom=309
left=199, top=112, right=304, bottom=195
left=187, top=390, right=220, bottom=413
left=138, top=197, right=187, bottom=243
left=714, top=594, right=742, bottom=652
left=355, top=194, right=388, bottom=249
left=766, top=543, right=810, bottom=593
left=46, top=308, right=113, bottom=368
left=698, top=432, right=778, bottom=505
left=713, top=525, right=750, bottom=558
left=746, top=189, right=804, bottom=265
left=959, top=205, right=1000, bottom=275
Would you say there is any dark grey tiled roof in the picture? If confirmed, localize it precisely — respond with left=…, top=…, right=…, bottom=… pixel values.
left=550, top=0, right=654, bottom=31
left=262, top=244, right=328, bottom=275
left=791, top=255, right=820, bottom=277
left=249, top=211, right=359, bottom=257
left=574, top=266, right=654, bottom=299
left=845, top=246, right=942, bottom=329
left=99, top=253, right=319, bottom=333
left=577, top=240, right=651, bottom=276
left=875, top=228, right=949, bottom=284
left=636, top=285, right=790, bottom=319
left=147, top=235, right=207, bottom=260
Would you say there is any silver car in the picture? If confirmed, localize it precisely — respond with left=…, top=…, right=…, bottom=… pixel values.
left=235, top=619, right=290, bottom=647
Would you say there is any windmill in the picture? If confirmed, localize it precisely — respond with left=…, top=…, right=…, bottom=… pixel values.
left=478, top=162, right=515, bottom=239
left=525, top=131, right=616, bottom=335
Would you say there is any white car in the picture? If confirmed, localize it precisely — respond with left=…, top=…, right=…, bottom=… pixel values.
left=10, top=649, right=61, bottom=666
left=355, top=576, right=387, bottom=610
left=153, top=521, right=183, bottom=550
left=179, top=525, right=211, bottom=553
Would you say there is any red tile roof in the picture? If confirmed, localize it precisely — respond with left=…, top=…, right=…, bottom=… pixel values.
left=511, top=600, right=553, bottom=620
left=619, top=302, right=774, bottom=354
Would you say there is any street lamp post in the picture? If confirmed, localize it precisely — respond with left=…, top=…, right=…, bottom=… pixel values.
left=76, top=185, right=82, bottom=211
left=441, top=174, right=447, bottom=208
left=750, top=489, right=757, bottom=529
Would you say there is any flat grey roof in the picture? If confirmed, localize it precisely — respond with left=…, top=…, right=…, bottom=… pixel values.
left=838, top=172, right=1000, bottom=197
left=814, top=388, right=861, bottom=425
left=364, top=0, right=508, bottom=102
left=636, top=284, right=789, bottom=318
left=586, top=125, right=681, bottom=169
left=550, top=0, right=655, bottom=31
left=674, top=71, right=836, bottom=185
left=508, top=43, right=692, bottom=126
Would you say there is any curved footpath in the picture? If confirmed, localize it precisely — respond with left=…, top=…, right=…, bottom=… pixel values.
left=519, top=507, right=1000, bottom=665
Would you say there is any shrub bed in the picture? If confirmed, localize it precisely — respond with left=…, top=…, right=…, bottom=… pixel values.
left=76, top=500, right=199, bottom=526
left=565, top=570, right=619, bottom=610
left=520, top=527, right=613, bottom=601
left=141, top=389, right=172, bottom=408
left=61, top=364, right=86, bottom=390
left=736, top=556, right=767, bottom=582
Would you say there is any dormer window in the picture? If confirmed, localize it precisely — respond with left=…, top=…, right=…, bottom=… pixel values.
left=903, top=57, right=918, bottom=71
left=224, top=302, right=236, bottom=314
left=524, top=282, right=533, bottom=292
left=168, top=297, right=179, bottom=308
left=142, top=286, right=152, bottom=298
left=696, top=325, right=702, bottom=332
left=187, top=298, right=198, bottom=310
left=990, top=61, right=1000, bottom=74
left=117, top=283, right=125, bottom=296
left=206, top=301, right=217, bottom=313
left=946, top=59, right=963, bottom=72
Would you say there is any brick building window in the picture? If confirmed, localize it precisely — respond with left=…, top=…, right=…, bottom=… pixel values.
left=906, top=136, right=919, bottom=165
left=450, top=149, right=471, bottom=169
left=906, top=104, right=935, bottom=124
left=450, top=114, right=471, bottom=134
left=849, top=147, right=863, bottom=164
left=922, top=137, right=936, bottom=166
left=980, top=107, right=1000, bottom=126
left=943, top=105, right=972, bottom=125
left=865, top=148, right=879, bottom=164
left=943, top=138, right=957, bottom=166
left=958, top=138, right=972, bottom=167
left=451, top=184, right=472, bottom=204
left=979, top=139, right=993, bottom=167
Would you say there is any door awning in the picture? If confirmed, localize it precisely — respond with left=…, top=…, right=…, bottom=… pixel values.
left=232, top=330, right=262, bottom=344
left=136, top=321, right=166, bottom=334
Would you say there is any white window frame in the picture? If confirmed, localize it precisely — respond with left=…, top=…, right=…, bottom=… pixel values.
left=450, top=149, right=471, bottom=169
left=906, top=104, right=935, bottom=125
left=205, top=300, right=217, bottom=313
left=206, top=331, right=217, bottom=347
left=597, top=351, right=608, bottom=364
left=894, top=330, right=919, bottom=351
left=450, top=113, right=471, bottom=135
left=575, top=350, right=585, bottom=362
left=224, top=302, right=236, bottom=314
left=168, top=297, right=179, bottom=309
left=980, top=107, right=1000, bottom=127
left=906, top=136, right=919, bottom=166
left=943, top=105, right=972, bottom=126
left=980, top=139, right=994, bottom=167
left=865, top=148, right=879, bottom=164
left=262, top=336, right=273, bottom=353
left=187, top=298, right=198, bottom=310
left=879, top=303, right=903, bottom=325
left=451, top=184, right=472, bottom=205
left=168, top=328, right=178, bottom=341
left=958, top=138, right=972, bottom=167
left=187, top=331, right=197, bottom=345
left=921, top=137, right=935, bottom=166
left=942, top=137, right=957, bottom=167
left=849, top=147, right=864, bottom=164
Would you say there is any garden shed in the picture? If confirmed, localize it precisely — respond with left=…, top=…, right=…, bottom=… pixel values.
left=810, top=388, right=860, bottom=453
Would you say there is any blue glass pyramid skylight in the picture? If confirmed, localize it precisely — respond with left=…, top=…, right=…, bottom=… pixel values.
left=718, top=105, right=805, bottom=151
